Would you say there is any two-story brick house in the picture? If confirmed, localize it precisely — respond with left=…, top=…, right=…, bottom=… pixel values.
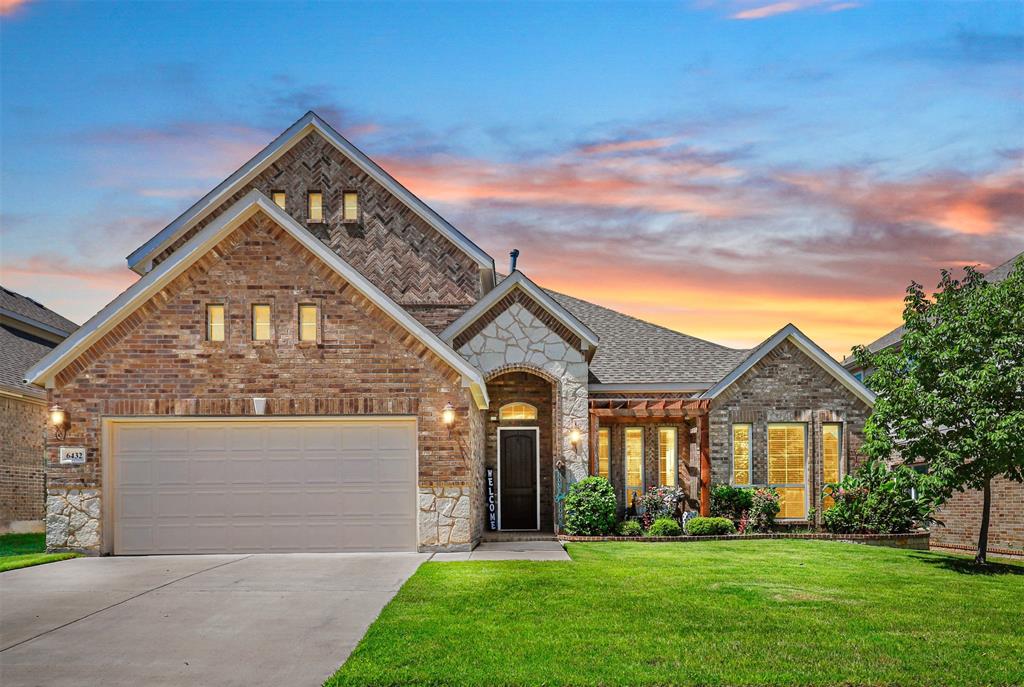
left=26, top=112, right=875, bottom=554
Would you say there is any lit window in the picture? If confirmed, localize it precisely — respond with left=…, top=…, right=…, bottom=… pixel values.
left=298, top=304, right=317, bottom=342
left=308, top=192, right=323, bottom=222
left=597, top=428, right=610, bottom=479
left=498, top=402, right=537, bottom=421
left=343, top=191, right=359, bottom=222
left=252, top=304, right=271, bottom=341
left=822, top=424, right=842, bottom=509
left=768, top=423, right=806, bottom=518
left=732, top=424, right=752, bottom=486
left=272, top=191, right=286, bottom=210
left=659, top=427, right=677, bottom=487
left=625, top=428, right=644, bottom=508
left=206, top=304, right=225, bottom=342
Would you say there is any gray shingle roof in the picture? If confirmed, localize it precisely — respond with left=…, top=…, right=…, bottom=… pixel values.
left=0, top=286, right=77, bottom=334
left=0, top=325, right=57, bottom=399
left=543, top=288, right=750, bottom=386
left=844, top=250, right=1023, bottom=365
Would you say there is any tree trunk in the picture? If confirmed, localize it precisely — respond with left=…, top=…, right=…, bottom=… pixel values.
left=974, top=477, right=992, bottom=565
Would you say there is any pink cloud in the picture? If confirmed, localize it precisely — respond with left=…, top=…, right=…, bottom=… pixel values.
left=578, top=137, right=681, bottom=155
left=0, top=0, right=30, bottom=16
left=730, top=0, right=860, bottom=20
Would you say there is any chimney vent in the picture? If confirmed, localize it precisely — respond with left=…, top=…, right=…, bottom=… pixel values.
left=509, top=249, right=520, bottom=273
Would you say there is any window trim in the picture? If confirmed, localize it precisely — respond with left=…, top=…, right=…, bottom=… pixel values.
left=766, top=422, right=808, bottom=520
left=657, top=426, right=678, bottom=488
left=731, top=423, right=753, bottom=486
left=497, top=402, right=538, bottom=421
left=307, top=191, right=324, bottom=223
left=297, top=303, right=318, bottom=343
left=205, top=303, right=225, bottom=342
left=597, top=427, right=610, bottom=480
left=624, top=427, right=645, bottom=510
left=251, top=303, right=273, bottom=342
left=342, top=190, right=359, bottom=223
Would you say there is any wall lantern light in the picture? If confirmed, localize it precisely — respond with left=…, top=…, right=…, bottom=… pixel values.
left=569, top=425, right=582, bottom=447
left=441, top=402, right=456, bottom=436
left=50, top=404, right=70, bottom=440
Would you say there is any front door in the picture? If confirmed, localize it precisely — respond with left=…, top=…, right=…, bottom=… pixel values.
left=499, top=429, right=538, bottom=530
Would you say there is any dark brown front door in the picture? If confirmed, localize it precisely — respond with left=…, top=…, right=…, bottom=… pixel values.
left=499, top=430, right=538, bottom=530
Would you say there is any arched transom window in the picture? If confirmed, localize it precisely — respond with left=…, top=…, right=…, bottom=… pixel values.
left=498, top=402, right=538, bottom=421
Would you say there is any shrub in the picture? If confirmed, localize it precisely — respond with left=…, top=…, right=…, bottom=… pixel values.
left=636, top=486, right=686, bottom=529
left=563, top=477, right=617, bottom=535
left=647, top=518, right=683, bottom=537
left=748, top=487, right=780, bottom=533
left=710, top=484, right=754, bottom=523
left=617, top=519, right=644, bottom=537
left=822, top=460, right=934, bottom=534
left=684, top=516, right=736, bottom=536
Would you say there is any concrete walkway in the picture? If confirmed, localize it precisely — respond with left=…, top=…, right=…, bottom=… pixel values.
left=432, top=540, right=571, bottom=561
left=0, top=552, right=428, bottom=687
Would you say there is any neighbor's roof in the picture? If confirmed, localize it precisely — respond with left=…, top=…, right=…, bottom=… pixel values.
left=26, top=191, right=490, bottom=409
left=843, top=249, right=1023, bottom=367
left=126, top=111, right=495, bottom=274
left=543, top=288, right=750, bottom=387
left=0, top=286, right=77, bottom=336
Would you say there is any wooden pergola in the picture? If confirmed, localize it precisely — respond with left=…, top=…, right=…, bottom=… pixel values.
left=588, top=397, right=713, bottom=516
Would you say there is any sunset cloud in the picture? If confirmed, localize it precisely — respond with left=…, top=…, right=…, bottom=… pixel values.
left=0, top=0, right=30, bottom=17
left=729, top=0, right=860, bottom=20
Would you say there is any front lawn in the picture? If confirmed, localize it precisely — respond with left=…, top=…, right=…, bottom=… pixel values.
left=328, top=541, right=1024, bottom=686
left=0, top=532, right=78, bottom=572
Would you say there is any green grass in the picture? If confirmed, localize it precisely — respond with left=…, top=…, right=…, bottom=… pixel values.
left=0, top=532, right=78, bottom=572
left=328, top=541, right=1024, bottom=686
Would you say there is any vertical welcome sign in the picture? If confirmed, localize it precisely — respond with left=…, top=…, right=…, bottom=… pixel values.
left=486, top=468, right=497, bottom=530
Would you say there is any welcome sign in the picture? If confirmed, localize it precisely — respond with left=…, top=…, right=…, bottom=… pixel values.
left=486, top=468, right=497, bottom=530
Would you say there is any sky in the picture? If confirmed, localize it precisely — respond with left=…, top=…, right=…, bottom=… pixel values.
left=1, top=0, right=1022, bottom=359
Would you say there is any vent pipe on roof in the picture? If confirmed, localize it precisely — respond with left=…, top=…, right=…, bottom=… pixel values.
left=509, top=249, right=520, bottom=273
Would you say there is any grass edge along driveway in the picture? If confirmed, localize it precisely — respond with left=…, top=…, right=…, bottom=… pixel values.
left=0, top=532, right=78, bottom=572
left=328, top=540, right=1024, bottom=687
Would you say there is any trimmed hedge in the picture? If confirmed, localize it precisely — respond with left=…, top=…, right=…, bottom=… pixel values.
left=647, top=518, right=683, bottom=537
left=563, top=477, right=617, bottom=535
left=685, top=516, right=737, bottom=536
left=617, top=520, right=644, bottom=537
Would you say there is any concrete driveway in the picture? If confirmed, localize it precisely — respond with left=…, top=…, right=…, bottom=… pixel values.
left=0, top=552, right=429, bottom=687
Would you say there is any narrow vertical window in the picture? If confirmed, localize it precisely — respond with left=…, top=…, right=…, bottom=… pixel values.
left=298, top=304, right=318, bottom=342
left=342, top=191, right=359, bottom=222
left=822, top=424, right=842, bottom=509
left=206, top=304, right=225, bottom=342
left=597, top=427, right=610, bottom=480
left=658, top=427, right=677, bottom=487
left=252, top=304, right=271, bottom=341
left=624, top=428, right=644, bottom=508
left=767, top=423, right=806, bottom=518
left=732, top=424, right=752, bottom=486
left=307, top=192, right=323, bottom=222
left=272, top=191, right=286, bottom=210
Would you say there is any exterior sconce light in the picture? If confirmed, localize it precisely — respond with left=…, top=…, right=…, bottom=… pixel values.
left=441, top=402, right=456, bottom=436
left=50, top=405, right=70, bottom=440
left=569, top=425, right=582, bottom=447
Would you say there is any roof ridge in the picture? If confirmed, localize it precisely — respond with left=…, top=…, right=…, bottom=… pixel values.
left=542, top=285, right=749, bottom=353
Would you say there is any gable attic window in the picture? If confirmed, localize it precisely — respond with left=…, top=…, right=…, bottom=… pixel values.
left=206, top=304, right=225, bottom=342
left=298, top=304, right=318, bottom=342
left=342, top=191, right=359, bottom=222
left=252, top=304, right=272, bottom=341
left=307, top=192, right=324, bottom=223
left=498, top=402, right=537, bottom=421
left=272, top=191, right=286, bottom=210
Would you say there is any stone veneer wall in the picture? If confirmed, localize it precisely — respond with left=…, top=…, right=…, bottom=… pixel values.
left=456, top=301, right=590, bottom=484
left=45, top=212, right=480, bottom=553
left=0, top=393, right=47, bottom=528
left=708, top=339, right=872, bottom=522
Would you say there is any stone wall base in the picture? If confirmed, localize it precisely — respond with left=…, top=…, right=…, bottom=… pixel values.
left=417, top=486, right=473, bottom=549
left=46, top=489, right=101, bottom=553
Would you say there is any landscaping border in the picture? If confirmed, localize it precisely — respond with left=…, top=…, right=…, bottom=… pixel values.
left=559, top=531, right=930, bottom=550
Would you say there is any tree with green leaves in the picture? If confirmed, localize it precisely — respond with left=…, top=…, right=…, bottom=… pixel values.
left=853, top=258, right=1023, bottom=564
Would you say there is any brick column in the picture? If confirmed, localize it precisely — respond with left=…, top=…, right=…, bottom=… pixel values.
left=699, top=412, right=711, bottom=516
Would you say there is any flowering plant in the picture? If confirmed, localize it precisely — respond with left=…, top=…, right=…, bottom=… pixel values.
left=748, top=487, right=780, bottom=533
left=636, top=486, right=686, bottom=530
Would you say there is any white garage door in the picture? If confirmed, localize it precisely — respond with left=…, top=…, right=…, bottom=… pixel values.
left=110, top=419, right=417, bottom=554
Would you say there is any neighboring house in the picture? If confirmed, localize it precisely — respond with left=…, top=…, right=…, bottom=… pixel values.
left=25, top=112, right=875, bottom=554
left=842, top=251, right=1024, bottom=556
left=0, top=287, right=76, bottom=532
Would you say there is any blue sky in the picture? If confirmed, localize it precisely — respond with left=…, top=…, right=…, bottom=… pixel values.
left=1, top=0, right=1021, bottom=356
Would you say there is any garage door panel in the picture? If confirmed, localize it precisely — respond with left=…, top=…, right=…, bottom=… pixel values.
left=113, top=419, right=417, bottom=554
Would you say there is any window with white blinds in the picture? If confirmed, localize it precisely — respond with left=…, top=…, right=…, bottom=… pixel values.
left=767, top=423, right=806, bottom=518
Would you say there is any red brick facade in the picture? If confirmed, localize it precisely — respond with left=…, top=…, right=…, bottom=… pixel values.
left=1, top=393, right=46, bottom=526
left=931, top=478, right=1024, bottom=555
left=45, top=212, right=479, bottom=551
left=151, top=131, right=483, bottom=334
left=708, top=339, right=872, bottom=522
